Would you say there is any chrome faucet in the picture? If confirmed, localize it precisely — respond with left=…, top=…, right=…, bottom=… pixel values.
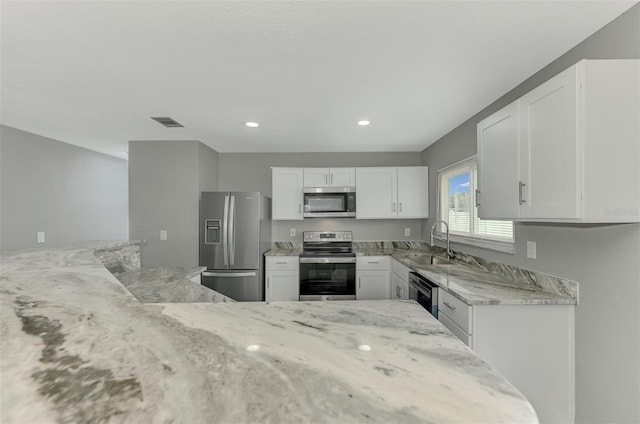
left=430, top=220, right=454, bottom=259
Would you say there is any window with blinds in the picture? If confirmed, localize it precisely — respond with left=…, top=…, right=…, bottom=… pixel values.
left=437, top=157, right=514, bottom=242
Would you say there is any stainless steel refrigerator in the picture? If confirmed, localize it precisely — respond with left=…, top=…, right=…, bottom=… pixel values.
left=199, top=192, right=271, bottom=301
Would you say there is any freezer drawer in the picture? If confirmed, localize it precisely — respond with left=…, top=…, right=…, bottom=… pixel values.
left=201, top=270, right=263, bottom=302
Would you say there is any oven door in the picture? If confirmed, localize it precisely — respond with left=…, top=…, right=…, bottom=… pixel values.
left=408, top=273, right=438, bottom=318
left=299, top=257, right=356, bottom=300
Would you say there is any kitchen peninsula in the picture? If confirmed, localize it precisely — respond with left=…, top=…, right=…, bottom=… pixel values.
left=0, top=242, right=538, bottom=423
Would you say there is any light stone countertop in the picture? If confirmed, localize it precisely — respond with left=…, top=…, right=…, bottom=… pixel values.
left=391, top=252, right=577, bottom=306
left=114, top=266, right=234, bottom=303
left=266, top=245, right=577, bottom=306
left=0, top=243, right=538, bottom=423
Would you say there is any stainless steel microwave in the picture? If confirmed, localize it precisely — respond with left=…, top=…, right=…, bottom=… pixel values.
left=303, top=187, right=356, bottom=218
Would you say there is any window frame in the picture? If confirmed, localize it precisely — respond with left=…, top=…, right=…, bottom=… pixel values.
left=436, top=156, right=515, bottom=254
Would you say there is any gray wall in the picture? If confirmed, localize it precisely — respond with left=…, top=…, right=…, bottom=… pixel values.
left=198, top=142, right=219, bottom=192
left=420, top=5, right=640, bottom=423
left=129, top=140, right=218, bottom=268
left=219, top=152, right=424, bottom=242
left=0, top=125, right=128, bottom=252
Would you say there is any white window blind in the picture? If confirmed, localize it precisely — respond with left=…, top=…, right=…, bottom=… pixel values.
left=437, top=157, right=514, bottom=242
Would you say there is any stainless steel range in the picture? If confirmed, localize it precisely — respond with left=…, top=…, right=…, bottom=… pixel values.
left=299, top=231, right=356, bottom=301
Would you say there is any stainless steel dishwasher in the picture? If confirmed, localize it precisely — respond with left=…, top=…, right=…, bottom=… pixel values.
left=408, top=272, right=439, bottom=318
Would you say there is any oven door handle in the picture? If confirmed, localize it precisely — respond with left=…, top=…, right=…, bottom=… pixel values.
left=299, top=257, right=356, bottom=264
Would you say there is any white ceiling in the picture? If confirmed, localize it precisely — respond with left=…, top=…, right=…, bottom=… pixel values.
left=1, top=1, right=637, bottom=160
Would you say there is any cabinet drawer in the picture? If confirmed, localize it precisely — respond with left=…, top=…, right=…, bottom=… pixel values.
left=438, top=290, right=472, bottom=334
left=266, top=256, right=299, bottom=271
left=439, top=311, right=472, bottom=348
left=356, top=256, right=389, bottom=270
left=391, top=258, right=411, bottom=282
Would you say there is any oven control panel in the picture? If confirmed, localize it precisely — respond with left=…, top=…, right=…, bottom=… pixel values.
left=303, top=231, right=353, bottom=242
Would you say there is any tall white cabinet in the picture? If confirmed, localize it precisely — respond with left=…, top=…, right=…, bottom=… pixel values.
left=477, top=59, right=640, bottom=222
left=355, top=166, right=428, bottom=219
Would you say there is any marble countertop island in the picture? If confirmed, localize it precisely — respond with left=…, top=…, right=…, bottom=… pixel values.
left=1, top=242, right=538, bottom=423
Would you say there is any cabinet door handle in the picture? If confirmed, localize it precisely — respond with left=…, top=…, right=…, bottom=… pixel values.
left=519, top=181, right=526, bottom=205
left=475, top=190, right=481, bottom=207
left=367, top=261, right=379, bottom=264
left=358, top=277, right=361, bottom=288
left=399, top=202, right=403, bottom=212
left=276, top=261, right=287, bottom=265
left=299, top=203, right=302, bottom=214
left=396, top=286, right=401, bottom=298
left=330, top=174, right=333, bottom=185
left=325, top=174, right=328, bottom=185
left=266, top=277, right=270, bottom=289
left=392, top=202, right=396, bottom=212
left=443, top=301, right=456, bottom=311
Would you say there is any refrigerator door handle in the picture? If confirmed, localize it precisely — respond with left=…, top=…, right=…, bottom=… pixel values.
left=202, top=271, right=257, bottom=278
left=222, top=194, right=230, bottom=266
left=229, top=195, right=236, bottom=266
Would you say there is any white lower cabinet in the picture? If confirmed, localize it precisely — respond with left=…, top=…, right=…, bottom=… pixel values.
left=356, top=256, right=390, bottom=300
left=391, top=258, right=410, bottom=300
left=438, top=290, right=575, bottom=424
left=265, top=256, right=299, bottom=301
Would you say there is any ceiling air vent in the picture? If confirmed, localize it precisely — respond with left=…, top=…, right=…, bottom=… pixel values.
left=151, top=116, right=184, bottom=128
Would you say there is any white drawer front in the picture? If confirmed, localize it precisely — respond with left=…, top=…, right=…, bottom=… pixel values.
left=438, top=290, right=472, bottom=334
left=439, top=311, right=472, bottom=347
left=266, top=256, right=299, bottom=271
left=356, top=256, right=389, bottom=270
left=391, top=258, right=411, bottom=282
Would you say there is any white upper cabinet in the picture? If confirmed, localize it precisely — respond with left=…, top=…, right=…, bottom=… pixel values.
left=477, top=101, right=520, bottom=219
left=356, top=167, right=428, bottom=219
left=303, top=168, right=355, bottom=187
left=519, top=63, right=580, bottom=219
left=397, top=167, right=429, bottom=218
left=477, top=59, right=640, bottom=222
left=355, top=167, right=398, bottom=219
left=272, top=168, right=304, bottom=220
left=330, top=168, right=356, bottom=187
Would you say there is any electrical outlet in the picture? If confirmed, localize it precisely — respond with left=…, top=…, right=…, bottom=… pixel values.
left=404, top=228, right=411, bottom=237
left=290, top=228, right=296, bottom=237
left=160, top=230, right=168, bottom=241
left=526, top=241, right=537, bottom=259
left=37, top=232, right=45, bottom=244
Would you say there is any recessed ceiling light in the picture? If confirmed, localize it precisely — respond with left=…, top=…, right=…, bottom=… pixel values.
left=245, top=121, right=259, bottom=128
left=357, top=120, right=370, bottom=126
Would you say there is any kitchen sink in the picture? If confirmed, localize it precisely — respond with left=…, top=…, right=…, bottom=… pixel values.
left=430, top=256, right=453, bottom=266
left=407, top=255, right=453, bottom=266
